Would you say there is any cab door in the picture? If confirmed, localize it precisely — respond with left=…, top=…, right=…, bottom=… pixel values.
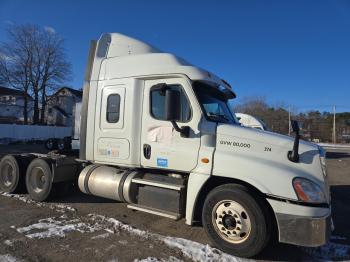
left=93, top=80, right=129, bottom=165
left=140, top=77, right=201, bottom=172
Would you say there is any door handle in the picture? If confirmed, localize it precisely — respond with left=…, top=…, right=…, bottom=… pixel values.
left=143, top=144, right=151, bottom=159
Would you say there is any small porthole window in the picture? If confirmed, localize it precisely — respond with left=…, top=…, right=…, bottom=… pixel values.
left=106, top=94, right=120, bottom=123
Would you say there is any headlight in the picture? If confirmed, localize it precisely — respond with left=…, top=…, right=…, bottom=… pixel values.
left=293, top=177, right=326, bottom=203
left=318, top=146, right=327, bottom=177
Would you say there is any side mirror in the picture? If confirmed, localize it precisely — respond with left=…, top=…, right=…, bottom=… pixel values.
left=291, top=120, right=300, bottom=133
left=165, top=89, right=190, bottom=138
left=165, top=89, right=181, bottom=121
left=288, top=120, right=300, bottom=163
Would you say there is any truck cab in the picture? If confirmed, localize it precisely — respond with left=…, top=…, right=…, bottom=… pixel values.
left=0, top=33, right=331, bottom=258
left=236, top=113, right=268, bottom=130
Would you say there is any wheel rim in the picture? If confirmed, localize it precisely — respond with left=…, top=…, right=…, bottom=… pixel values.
left=212, top=200, right=251, bottom=244
left=0, top=162, right=15, bottom=188
left=30, top=167, right=47, bottom=193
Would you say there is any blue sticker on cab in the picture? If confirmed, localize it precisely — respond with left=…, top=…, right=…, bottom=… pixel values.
left=157, top=158, right=168, bottom=167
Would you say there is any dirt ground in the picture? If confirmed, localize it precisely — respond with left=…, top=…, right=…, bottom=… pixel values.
left=0, top=144, right=350, bottom=262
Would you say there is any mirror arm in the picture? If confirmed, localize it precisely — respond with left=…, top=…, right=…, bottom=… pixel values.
left=288, top=132, right=300, bottom=162
left=171, top=121, right=190, bottom=138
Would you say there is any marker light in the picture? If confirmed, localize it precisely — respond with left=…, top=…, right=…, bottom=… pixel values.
left=318, top=146, right=327, bottom=177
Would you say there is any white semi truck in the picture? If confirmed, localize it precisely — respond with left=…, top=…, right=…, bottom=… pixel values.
left=0, top=33, right=331, bottom=258
left=236, top=113, right=268, bottom=131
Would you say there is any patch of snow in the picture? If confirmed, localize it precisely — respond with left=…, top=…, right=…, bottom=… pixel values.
left=11, top=198, right=350, bottom=262
left=54, top=204, right=76, bottom=212
left=133, top=257, right=182, bottom=262
left=105, top=228, right=114, bottom=234
left=15, top=215, right=101, bottom=239
left=3, top=240, right=13, bottom=247
left=0, top=254, right=22, bottom=262
left=163, top=237, right=245, bottom=262
left=105, top=245, right=117, bottom=252
left=133, top=258, right=160, bottom=262
left=88, top=214, right=150, bottom=238
left=118, top=240, right=128, bottom=245
left=91, top=232, right=111, bottom=240
left=0, top=192, right=76, bottom=213
left=107, top=259, right=119, bottom=262
left=87, top=214, right=244, bottom=262
left=303, top=241, right=350, bottom=261
left=59, top=244, right=69, bottom=250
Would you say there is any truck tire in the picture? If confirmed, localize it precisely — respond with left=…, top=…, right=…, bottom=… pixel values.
left=25, top=159, right=54, bottom=201
left=202, top=184, right=271, bottom=258
left=0, top=155, right=25, bottom=193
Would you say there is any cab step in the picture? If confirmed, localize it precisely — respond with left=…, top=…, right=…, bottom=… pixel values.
left=131, top=178, right=184, bottom=191
left=127, top=203, right=182, bottom=220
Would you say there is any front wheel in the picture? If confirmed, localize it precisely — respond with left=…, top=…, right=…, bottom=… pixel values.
left=202, top=184, right=271, bottom=258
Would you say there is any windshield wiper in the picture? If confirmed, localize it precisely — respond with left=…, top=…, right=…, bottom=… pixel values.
left=207, top=112, right=230, bottom=122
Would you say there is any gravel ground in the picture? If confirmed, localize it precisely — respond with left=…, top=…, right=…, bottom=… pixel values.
left=0, top=144, right=350, bottom=261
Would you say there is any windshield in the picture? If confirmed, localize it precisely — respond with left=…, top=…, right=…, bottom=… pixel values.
left=193, top=81, right=238, bottom=124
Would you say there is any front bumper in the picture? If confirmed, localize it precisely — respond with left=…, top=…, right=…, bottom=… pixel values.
left=275, top=212, right=331, bottom=247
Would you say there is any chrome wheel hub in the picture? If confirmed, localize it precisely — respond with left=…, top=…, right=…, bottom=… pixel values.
left=212, top=200, right=251, bottom=244
left=30, top=167, right=46, bottom=193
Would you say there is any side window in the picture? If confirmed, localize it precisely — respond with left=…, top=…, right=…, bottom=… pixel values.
left=106, top=94, right=120, bottom=123
left=150, top=84, right=191, bottom=122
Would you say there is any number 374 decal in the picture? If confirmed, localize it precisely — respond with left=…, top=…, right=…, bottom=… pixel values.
left=264, top=147, right=272, bottom=152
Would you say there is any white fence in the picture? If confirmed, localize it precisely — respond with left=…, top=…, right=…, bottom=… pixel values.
left=0, top=124, right=72, bottom=141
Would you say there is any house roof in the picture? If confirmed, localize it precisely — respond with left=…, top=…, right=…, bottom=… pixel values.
left=56, top=87, right=82, bottom=98
left=0, top=86, right=33, bottom=99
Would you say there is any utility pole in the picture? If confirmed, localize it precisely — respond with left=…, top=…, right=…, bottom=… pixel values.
left=333, top=105, right=336, bottom=144
left=288, top=106, right=291, bottom=136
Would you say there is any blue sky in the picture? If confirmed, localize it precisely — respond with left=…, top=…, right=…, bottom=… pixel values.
left=1, top=0, right=350, bottom=112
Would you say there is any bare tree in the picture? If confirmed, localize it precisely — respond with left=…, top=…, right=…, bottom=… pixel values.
left=0, top=24, right=71, bottom=124
left=0, top=26, right=33, bottom=124
left=234, top=97, right=350, bottom=142
left=234, top=96, right=289, bottom=134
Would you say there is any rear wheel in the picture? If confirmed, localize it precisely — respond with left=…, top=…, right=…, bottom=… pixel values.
left=0, top=155, right=25, bottom=193
left=202, top=184, right=271, bottom=258
left=26, top=159, right=54, bottom=201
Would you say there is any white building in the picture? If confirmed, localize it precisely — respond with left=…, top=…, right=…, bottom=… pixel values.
left=0, top=86, right=34, bottom=123
left=46, top=87, right=82, bottom=127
